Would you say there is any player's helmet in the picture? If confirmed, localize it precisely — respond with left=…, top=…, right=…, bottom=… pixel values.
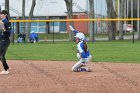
left=31, top=31, right=35, bottom=33
left=74, top=33, right=85, bottom=41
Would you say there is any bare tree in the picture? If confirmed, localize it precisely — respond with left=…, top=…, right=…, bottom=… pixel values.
left=0, top=4, right=1, bottom=11
left=27, top=0, right=36, bottom=37
left=5, top=0, right=14, bottom=43
left=64, top=0, right=74, bottom=41
left=119, top=0, right=125, bottom=40
left=5, top=0, right=10, bottom=19
left=106, top=0, right=117, bottom=40
left=5, top=0, right=9, bottom=11
left=22, top=0, right=26, bottom=33
left=89, top=0, right=94, bottom=41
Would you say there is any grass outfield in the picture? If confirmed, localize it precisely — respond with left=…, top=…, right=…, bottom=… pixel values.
left=7, top=40, right=140, bottom=63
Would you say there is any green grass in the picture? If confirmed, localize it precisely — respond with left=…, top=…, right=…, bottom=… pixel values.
left=7, top=40, right=140, bottom=63
left=93, top=40, right=140, bottom=63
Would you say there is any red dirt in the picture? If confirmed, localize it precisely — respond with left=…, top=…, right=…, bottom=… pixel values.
left=0, top=60, right=140, bottom=93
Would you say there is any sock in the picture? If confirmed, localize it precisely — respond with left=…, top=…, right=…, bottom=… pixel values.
left=80, top=68, right=87, bottom=71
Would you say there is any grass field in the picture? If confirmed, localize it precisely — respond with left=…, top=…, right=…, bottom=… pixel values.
left=7, top=40, right=140, bottom=63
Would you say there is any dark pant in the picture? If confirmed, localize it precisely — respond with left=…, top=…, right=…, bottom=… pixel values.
left=0, top=39, right=10, bottom=71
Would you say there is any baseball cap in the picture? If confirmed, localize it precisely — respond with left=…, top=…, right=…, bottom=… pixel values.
left=74, top=33, right=85, bottom=40
left=31, top=31, right=35, bottom=33
left=0, top=10, right=8, bottom=15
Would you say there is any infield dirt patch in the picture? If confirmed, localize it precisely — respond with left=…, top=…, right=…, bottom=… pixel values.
left=0, top=60, right=139, bottom=93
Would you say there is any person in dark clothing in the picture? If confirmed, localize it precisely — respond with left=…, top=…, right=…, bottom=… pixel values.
left=17, top=32, right=26, bottom=43
left=0, top=10, right=12, bottom=75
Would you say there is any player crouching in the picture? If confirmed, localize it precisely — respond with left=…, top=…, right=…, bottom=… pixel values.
left=69, top=25, right=92, bottom=72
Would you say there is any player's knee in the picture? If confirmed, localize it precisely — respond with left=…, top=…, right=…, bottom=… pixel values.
left=72, top=67, right=75, bottom=72
left=85, top=55, right=92, bottom=63
left=72, top=67, right=80, bottom=72
left=72, top=67, right=77, bottom=72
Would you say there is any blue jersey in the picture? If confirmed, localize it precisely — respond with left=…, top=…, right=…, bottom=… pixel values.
left=30, top=33, right=38, bottom=39
left=77, top=41, right=90, bottom=58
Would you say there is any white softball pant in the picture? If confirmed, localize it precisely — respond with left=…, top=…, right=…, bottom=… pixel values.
left=72, top=55, right=92, bottom=72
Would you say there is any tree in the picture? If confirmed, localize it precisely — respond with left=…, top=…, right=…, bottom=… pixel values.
left=119, top=0, right=125, bottom=40
left=64, top=0, right=74, bottom=41
left=27, top=0, right=36, bottom=37
left=106, top=0, right=117, bottom=40
left=5, top=0, right=10, bottom=19
left=89, top=0, right=94, bottom=42
left=0, top=4, right=1, bottom=11
left=5, top=0, right=14, bottom=43
left=22, top=0, right=26, bottom=33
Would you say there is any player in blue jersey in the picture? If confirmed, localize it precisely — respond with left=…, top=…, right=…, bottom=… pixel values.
left=69, top=25, right=92, bottom=72
left=29, top=31, right=38, bottom=43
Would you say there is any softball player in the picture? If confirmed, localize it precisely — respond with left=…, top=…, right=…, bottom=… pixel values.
left=0, top=10, right=12, bottom=75
left=69, top=25, right=92, bottom=72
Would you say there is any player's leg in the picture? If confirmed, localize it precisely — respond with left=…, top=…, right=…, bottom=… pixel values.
left=85, top=55, right=92, bottom=63
left=72, top=58, right=91, bottom=72
left=83, top=55, right=92, bottom=72
left=0, top=40, right=10, bottom=74
left=0, top=48, right=9, bottom=74
left=17, top=37, right=22, bottom=43
left=1, top=54, right=9, bottom=71
left=72, top=58, right=84, bottom=72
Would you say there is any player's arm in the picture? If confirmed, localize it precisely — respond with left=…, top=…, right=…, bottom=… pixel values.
left=69, top=25, right=79, bottom=34
left=4, top=22, right=12, bottom=31
left=0, top=21, right=4, bottom=30
left=3, top=22, right=12, bottom=38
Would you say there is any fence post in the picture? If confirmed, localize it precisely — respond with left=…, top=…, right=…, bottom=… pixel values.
left=133, top=30, right=135, bottom=43
left=12, top=22, right=14, bottom=45
left=53, top=22, right=54, bottom=44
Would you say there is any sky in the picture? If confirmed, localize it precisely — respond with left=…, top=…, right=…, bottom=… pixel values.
left=94, top=0, right=107, bottom=16
left=0, top=0, right=108, bottom=16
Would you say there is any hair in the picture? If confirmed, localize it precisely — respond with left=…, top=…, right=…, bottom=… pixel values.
left=6, top=15, right=9, bottom=20
left=83, top=40, right=88, bottom=52
left=2, top=10, right=9, bottom=20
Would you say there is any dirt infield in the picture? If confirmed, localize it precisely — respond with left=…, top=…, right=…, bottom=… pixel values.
left=0, top=60, right=140, bottom=93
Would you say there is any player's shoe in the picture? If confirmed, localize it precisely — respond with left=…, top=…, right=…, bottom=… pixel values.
left=86, top=68, right=92, bottom=72
left=81, top=67, right=92, bottom=72
left=0, top=70, right=9, bottom=75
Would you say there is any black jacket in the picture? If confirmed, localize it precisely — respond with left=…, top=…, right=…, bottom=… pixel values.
left=0, top=18, right=11, bottom=39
